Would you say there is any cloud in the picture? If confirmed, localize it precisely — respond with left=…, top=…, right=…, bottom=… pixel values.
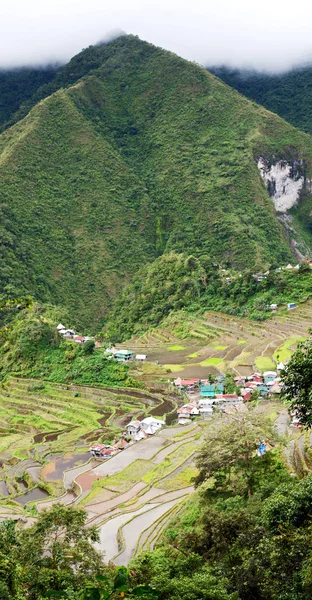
left=1, top=0, right=312, bottom=71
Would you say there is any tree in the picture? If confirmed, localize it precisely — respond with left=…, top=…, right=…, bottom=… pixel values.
left=46, top=566, right=159, bottom=599
left=130, top=549, right=238, bottom=600
left=194, top=408, right=277, bottom=496
left=82, top=340, right=95, bottom=355
left=282, top=337, right=312, bottom=427
left=18, top=504, right=106, bottom=598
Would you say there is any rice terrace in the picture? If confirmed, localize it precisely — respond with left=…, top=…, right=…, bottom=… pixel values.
left=1, top=302, right=312, bottom=563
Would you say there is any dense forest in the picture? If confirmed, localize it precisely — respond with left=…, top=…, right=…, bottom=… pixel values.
left=102, top=252, right=312, bottom=341
left=0, top=66, right=57, bottom=129
left=210, top=64, right=312, bottom=135
left=3, top=35, right=312, bottom=328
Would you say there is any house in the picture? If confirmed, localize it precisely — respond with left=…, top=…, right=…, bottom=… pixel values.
left=257, top=384, right=269, bottom=396
left=200, top=383, right=224, bottom=397
left=216, top=394, right=243, bottom=409
left=263, top=371, right=277, bottom=379
left=74, top=335, right=84, bottom=344
left=114, top=350, right=134, bottom=362
left=174, top=378, right=200, bottom=391
left=116, top=438, right=130, bottom=450
left=241, top=390, right=251, bottom=402
left=270, top=304, right=278, bottom=310
left=61, top=329, right=76, bottom=337
left=135, top=354, right=147, bottom=362
left=90, top=444, right=118, bottom=458
left=134, top=429, right=148, bottom=441
left=198, top=399, right=216, bottom=418
left=126, top=420, right=141, bottom=437
left=277, top=362, right=285, bottom=371
left=287, top=303, right=295, bottom=309
left=177, top=404, right=199, bottom=423
left=140, top=417, right=165, bottom=435
left=57, top=323, right=66, bottom=331
left=270, top=383, right=282, bottom=394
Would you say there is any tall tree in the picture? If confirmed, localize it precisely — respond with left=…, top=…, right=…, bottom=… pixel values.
left=282, top=337, right=312, bottom=427
left=18, top=504, right=106, bottom=599
left=194, top=409, right=277, bottom=496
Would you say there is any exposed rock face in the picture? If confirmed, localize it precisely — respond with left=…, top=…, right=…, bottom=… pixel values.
left=258, top=158, right=304, bottom=212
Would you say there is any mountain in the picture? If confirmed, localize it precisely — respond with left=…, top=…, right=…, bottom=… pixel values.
left=2, top=35, right=312, bottom=329
left=0, top=66, right=57, bottom=129
left=210, top=65, right=312, bottom=136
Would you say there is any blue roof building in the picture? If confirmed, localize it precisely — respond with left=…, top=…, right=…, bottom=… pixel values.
left=200, top=384, right=224, bottom=397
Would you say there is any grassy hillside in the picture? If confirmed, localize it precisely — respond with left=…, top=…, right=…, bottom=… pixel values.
left=210, top=64, right=312, bottom=135
left=3, top=35, right=312, bottom=327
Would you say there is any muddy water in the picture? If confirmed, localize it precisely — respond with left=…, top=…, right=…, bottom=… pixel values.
left=45, top=453, right=91, bottom=481
left=150, top=399, right=175, bottom=418
left=97, top=413, right=111, bottom=426
left=95, top=505, right=153, bottom=560
left=14, top=487, right=49, bottom=505
left=33, top=429, right=69, bottom=444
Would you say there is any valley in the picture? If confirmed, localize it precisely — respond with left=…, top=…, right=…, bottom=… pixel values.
left=1, top=303, right=312, bottom=564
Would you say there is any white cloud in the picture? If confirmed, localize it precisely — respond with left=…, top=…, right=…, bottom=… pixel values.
left=1, top=0, right=312, bottom=71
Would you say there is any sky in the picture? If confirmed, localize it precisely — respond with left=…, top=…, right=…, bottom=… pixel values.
left=1, top=0, right=312, bottom=72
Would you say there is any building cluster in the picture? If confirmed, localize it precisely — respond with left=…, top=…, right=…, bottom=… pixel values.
left=174, top=369, right=284, bottom=425
left=125, top=416, right=165, bottom=440
left=57, top=323, right=95, bottom=345
left=89, top=416, right=165, bottom=458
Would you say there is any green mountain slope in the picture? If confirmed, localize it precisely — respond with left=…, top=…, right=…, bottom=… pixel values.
left=0, top=66, right=57, bottom=129
left=2, top=35, right=312, bottom=328
left=210, top=65, right=312, bottom=135
left=0, top=86, right=154, bottom=328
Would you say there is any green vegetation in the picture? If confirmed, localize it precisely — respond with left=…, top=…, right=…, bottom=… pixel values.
left=211, top=64, right=312, bottom=135
left=254, top=356, right=276, bottom=371
left=0, top=304, right=138, bottom=387
left=129, top=407, right=312, bottom=600
left=102, top=251, right=312, bottom=341
left=199, top=357, right=222, bottom=366
left=168, top=345, right=185, bottom=351
left=282, top=335, right=312, bottom=427
left=0, top=66, right=57, bottom=129
left=3, top=36, right=312, bottom=327
left=94, top=460, right=153, bottom=494
left=274, top=336, right=306, bottom=362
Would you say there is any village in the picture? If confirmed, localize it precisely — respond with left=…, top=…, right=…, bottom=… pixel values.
left=87, top=366, right=291, bottom=460
left=54, top=308, right=304, bottom=466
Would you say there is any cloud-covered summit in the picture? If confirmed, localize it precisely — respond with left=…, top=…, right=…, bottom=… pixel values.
left=2, top=0, right=312, bottom=72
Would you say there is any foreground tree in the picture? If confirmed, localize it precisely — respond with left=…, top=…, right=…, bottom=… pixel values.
left=282, top=336, right=312, bottom=427
left=16, top=504, right=106, bottom=599
left=194, top=408, right=278, bottom=496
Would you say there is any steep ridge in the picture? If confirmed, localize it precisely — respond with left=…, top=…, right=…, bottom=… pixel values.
left=2, top=35, right=312, bottom=327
